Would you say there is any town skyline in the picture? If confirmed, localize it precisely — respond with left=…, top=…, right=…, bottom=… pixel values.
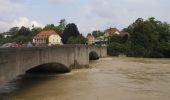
left=0, top=0, right=170, bottom=34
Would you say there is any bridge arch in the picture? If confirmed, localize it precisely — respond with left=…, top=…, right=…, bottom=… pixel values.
left=0, top=45, right=107, bottom=86
left=26, top=62, right=70, bottom=74
left=89, top=51, right=99, bottom=60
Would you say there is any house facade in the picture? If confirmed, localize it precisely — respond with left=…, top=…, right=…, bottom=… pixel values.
left=33, top=30, right=62, bottom=46
left=86, top=33, right=95, bottom=45
left=104, top=28, right=121, bottom=37
left=48, top=34, right=62, bottom=45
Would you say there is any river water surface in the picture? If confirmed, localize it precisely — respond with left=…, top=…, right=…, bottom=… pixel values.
left=0, top=57, right=170, bottom=100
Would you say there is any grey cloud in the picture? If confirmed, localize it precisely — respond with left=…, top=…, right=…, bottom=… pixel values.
left=0, top=0, right=170, bottom=34
left=74, top=0, right=170, bottom=34
left=0, top=0, right=24, bottom=13
left=0, top=0, right=25, bottom=32
left=9, top=0, right=25, bottom=3
left=48, top=0, right=76, bottom=5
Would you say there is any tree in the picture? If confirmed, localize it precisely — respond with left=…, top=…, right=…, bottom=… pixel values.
left=92, top=30, right=104, bottom=38
left=31, top=27, right=42, bottom=36
left=43, top=24, right=55, bottom=30
left=18, top=26, right=31, bottom=36
left=58, top=19, right=67, bottom=32
left=9, top=27, right=19, bottom=35
left=62, top=23, right=80, bottom=44
left=43, top=24, right=62, bottom=35
left=0, top=34, right=3, bottom=44
left=123, top=17, right=170, bottom=57
left=108, top=17, right=170, bottom=58
left=67, top=35, right=87, bottom=44
left=110, top=35, right=122, bottom=43
left=15, top=26, right=32, bottom=43
left=107, top=42, right=128, bottom=56
left=0, top=34, right=3, bottom=39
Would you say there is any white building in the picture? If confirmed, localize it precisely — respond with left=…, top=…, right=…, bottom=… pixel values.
left=49, top=34, right=62, bottom=45
left=86, top=33, right=95, bottom=45
left=33, top=30, right=62, bottom=46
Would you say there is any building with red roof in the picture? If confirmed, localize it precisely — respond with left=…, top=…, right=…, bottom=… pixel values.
left=33, top=30, right=62, bottom=46
left=104, top=28, right=121, bottom=37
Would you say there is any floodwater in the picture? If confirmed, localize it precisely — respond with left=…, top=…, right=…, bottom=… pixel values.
left=0, top=57, right=170, bottom=100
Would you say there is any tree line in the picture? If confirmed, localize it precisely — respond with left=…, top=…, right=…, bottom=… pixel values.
left=1, top=17, right=170, bottom=58
left=0, top=19, right=87, bottom=45
left=108, top=17, right=170, bottom=58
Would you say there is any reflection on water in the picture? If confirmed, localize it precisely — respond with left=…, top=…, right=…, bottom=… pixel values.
left=0, top=57, right=170, bottom=100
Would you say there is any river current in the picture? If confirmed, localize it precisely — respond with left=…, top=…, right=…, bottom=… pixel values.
left=0, top=57, right=170, bottom=100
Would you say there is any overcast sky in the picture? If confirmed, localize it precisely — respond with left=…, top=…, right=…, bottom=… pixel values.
left=0, top=0, right=170, bottom=34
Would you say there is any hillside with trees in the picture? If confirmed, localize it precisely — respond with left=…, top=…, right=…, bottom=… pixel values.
left=108, top=17, right=170, bottom=58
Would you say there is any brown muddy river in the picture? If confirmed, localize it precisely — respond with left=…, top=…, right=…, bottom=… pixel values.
left=0, top=57, right=170, bottom=100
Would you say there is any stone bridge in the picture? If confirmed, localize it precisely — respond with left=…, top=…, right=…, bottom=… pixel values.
left=0, top=45, right=107, bottom=86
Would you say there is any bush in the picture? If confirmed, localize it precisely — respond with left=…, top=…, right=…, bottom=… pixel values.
left=67, top=36, right=87, bottom=44
left=107, top=42, right=128, bottom=56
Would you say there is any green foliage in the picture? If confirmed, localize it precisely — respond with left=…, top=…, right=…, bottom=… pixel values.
left=14, top=35, right=32, bottom=43
left=67, top=37, right=77, bottom=44
left=43, top=24, right=55, bottom=30
left=67, top=35, right=87, bottom=44
left=62, top=23, right=80, bottom=44
left=158, top=42, right=170, bottom=57
left=0, top=36, right=14, bottom=44
left=15, top=26, right=32, bottom=43
left=0, top=26, right=33, bottom=44
left=56, top=26, right=64, bottom=35
left=9, top=27, right=19, bottom=35
left=31, top=27, right=42, bottom=36
left=107, top=42, right=128, bottom=56
left=58, top=19, right=66, bottom=32
left=18, top=26, right=31, bottom=36
left=0, top=19, right=68, bottom=44
left=110, top=35, right=122, bottom=43
left=128, top=45, right=148, bottom=57
left=43, top=24, right=62, bottom=35
left=123, top=17, right=170, bottom=58
left=92, top=30, right=104, bottom=38
left=0, top=34, right=3, bottom=39
left=108, top=17, right=170, bottom=58
left=121, top=34, right=129, bottom=43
